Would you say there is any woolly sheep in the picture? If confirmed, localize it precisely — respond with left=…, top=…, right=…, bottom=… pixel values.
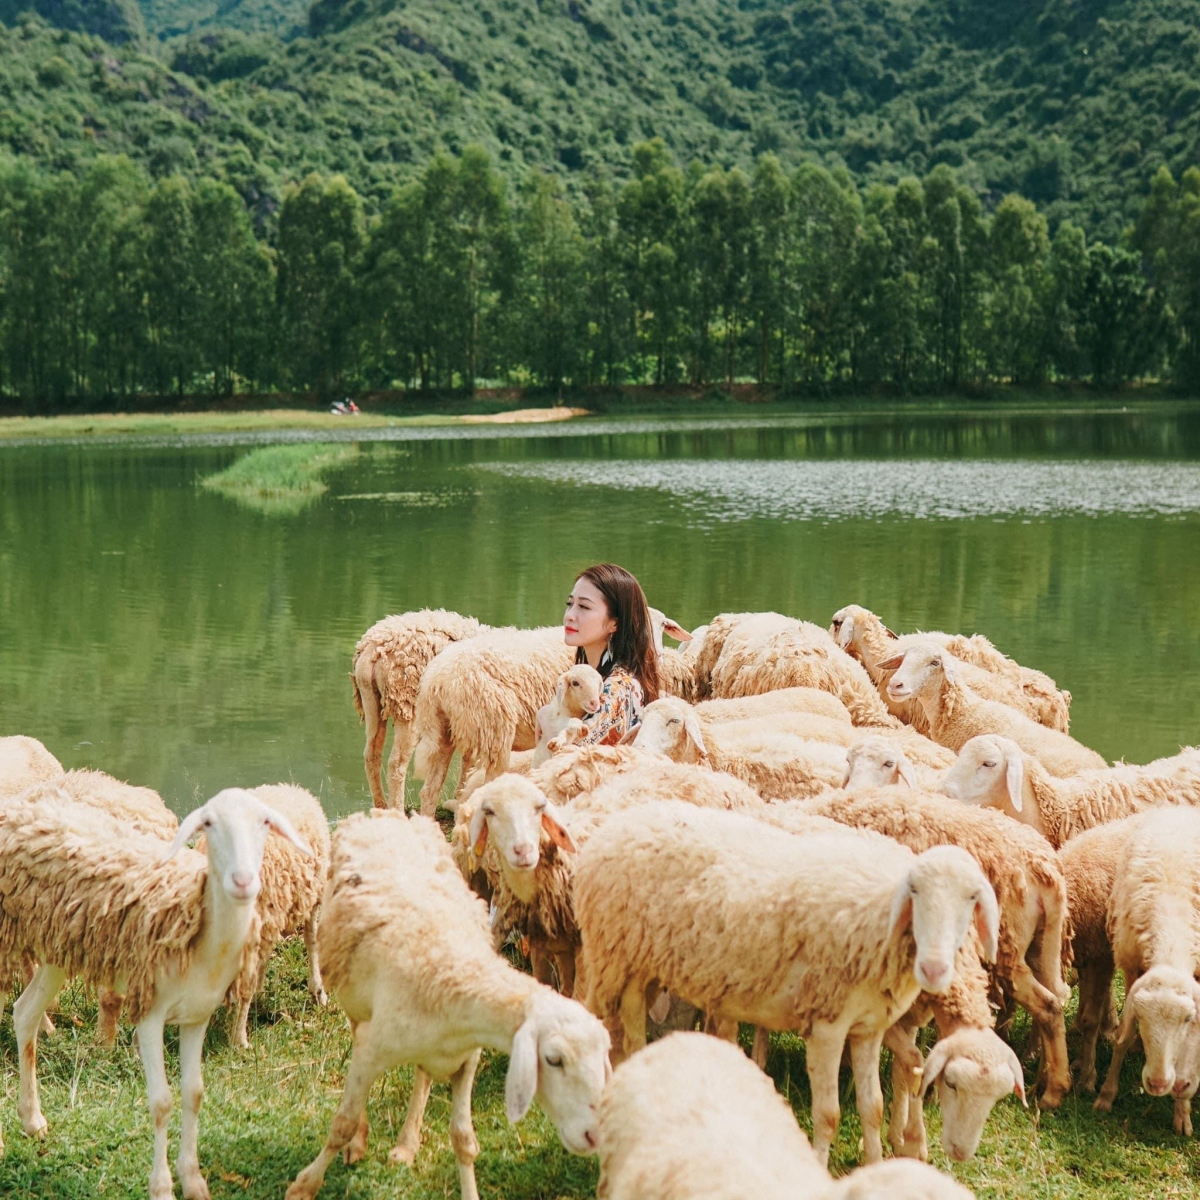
left=574, top=800, right=998, bottom=1163
left=533, top=665, right=604, bottom=766
left=284, top=808, right=610, bottom=1200
left=632, top=696, right=849, bottom=800
left=695, top=686, right=854, bottom=726
left=842, top=737, right=934, bottom=791
left=939, top=734, right=1200, bottom=847
left=798, top=786, right=1072, bottom=1106
left=883, top=643, right=1105, bottom=776
left=830, top=604, right=1070, bottom=733
left=0, top=786, right=310, bottom=1197
left=0, top=735, right=63, bottom=800
left=1095, top=807, right=1200, bottom=1121
left=351, top=608, right=486, bottom=808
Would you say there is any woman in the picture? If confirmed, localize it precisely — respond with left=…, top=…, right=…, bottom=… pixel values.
left=563, top=563, right=660, bottom=747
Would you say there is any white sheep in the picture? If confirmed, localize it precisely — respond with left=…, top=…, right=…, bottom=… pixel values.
left=695, top=685, right=854, bottom=726
left=1094, top=807, right=1200, bottom=1123
left=830, top=604, right=1071, bottom=732
left=533, top=665, right=604, bottom=766
left=284, top=808, right=610, bottom=1200
left=0, top=735, right=64, bottom=800
left=883, top=643, right=1105, bottom=776
left=842, top=737, right=928, bottom=790
left=798, top=785, right=1072, bottom=1107
left=0, top=786, right=310, bottom=1197
left=574, top=800, right=998, bottom=1164
left=939, top=734, right=1200, bottom=847
left=351, top=608, right=486, bottom=808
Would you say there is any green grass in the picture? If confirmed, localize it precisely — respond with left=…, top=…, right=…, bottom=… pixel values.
left=199, top=441, right=361, bottom=513
left=3, top=940, right=1200, bottom=1198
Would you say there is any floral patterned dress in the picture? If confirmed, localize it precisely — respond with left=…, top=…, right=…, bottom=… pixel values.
left=581, top=665, right=645, bottom=747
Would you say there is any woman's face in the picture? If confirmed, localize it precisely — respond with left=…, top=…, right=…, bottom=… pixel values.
left=564, top=576, right=617, bottom=651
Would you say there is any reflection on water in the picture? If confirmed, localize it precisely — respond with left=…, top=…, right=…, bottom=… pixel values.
left=2, top=404, right=1198, bottom=816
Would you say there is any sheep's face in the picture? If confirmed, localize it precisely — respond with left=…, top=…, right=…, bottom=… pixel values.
left=468, top=778, right=575, bottom=874
left=882, top=643, right=955, bottom=704
left=1128, top=969, right=1200, bottom=1097
left=557, top=666, right=603, bottom=717
left=630, top=699, right=706, bottom=765
left=938, top=736, right=1025, bottom=817
left=506, top=992, right=611, bottom=1154
left=844, top=737, right=913, bottom=790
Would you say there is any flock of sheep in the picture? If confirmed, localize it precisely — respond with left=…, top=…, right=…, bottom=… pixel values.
left=3, top=598, right=1200, bottom=1200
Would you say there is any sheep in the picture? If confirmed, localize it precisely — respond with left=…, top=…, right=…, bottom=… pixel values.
left=939, top=733, right=1200, bottom=848
left=842, top=737, right=931, bottom=791
left=225, top=784, right=332, bottom=1049
left=798, top=785, right=1072, bottom=1107
left=284, top=807, right=610, bottom=1200
left=351, top=608, right=486, bottom=808
left=574, top=800, right=998, bottom=1164
left=0, top=735, right=64, bottom=800
left=631, top=696, right=848, bottom=800
left=702, top=612, right=902, bottom=728
left=883, top=643, right=1105, bottom=776
left=1094, top=807, right=1200, bottom=1122
left=830, top=604, right=1070, bottom=733
left=533, top=665, right=604, bottom=766
left=695, top=685, right=854, bottom=727
left=0, top=786, right=310, bottom=1196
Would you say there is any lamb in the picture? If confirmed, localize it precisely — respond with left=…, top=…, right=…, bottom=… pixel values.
left=533, top=665, right=604, bottom=766
left=631, top=696, right=848, bottom=800
left=701, top=612, right=902, bottom=728
left=0, top=786, right=310, bottom=1197
left=830, top=604, right=1070, bottom=733
left=284, top=808, right=610, bottom=1200
left=574, top=800, right=998, bottom=1163
left=0, top=735, right=64, bottom=800
left=939, top=734, right=1200, bottom=848
left=351, top=608, right=486, bottom=808
left=798, top=786, right=1072, bottom=1106
left=883, top=643, right=1105, bottom=776
left=1094, top=807, right=1200, bottom=1123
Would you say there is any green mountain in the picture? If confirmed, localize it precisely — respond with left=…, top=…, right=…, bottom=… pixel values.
left=0, top=0, right=1197, bottom=237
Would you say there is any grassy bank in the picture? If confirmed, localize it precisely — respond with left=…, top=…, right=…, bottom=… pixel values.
left=199, top=442, right=361, bottom=515
left=2, top=939, right=1198, bottom=1199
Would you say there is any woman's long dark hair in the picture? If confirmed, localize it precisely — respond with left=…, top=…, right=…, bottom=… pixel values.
left=573, top=563, right=660, bottom=703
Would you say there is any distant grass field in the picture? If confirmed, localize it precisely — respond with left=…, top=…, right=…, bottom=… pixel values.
left=2, top=938, right=1199, bottom=1199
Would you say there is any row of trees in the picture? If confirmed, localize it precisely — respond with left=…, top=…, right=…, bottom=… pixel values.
left=2, top=143, right=1199, bottom=406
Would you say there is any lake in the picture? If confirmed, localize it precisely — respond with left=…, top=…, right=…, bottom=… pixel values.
left=3, top=401, right=1199, bottom=816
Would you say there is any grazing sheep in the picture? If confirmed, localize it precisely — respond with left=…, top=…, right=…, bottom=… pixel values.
left=632, top=696, right=848, bottom=800
left=830, top=604, right=1070, bottom=733
left=0, top=787, right=310, bottom=1196
left=704, top=612, right=901, bottom=728
left=0, top=735, right=63, bottom=800
left=799, top=786, right=1072, bottom=1107
left=1095, top=807, right=1200, bottom=1122
left=575, top=801, right=998, bottom=1163
left=939, top=734, right=1200, bottom=848
left=351, top=608, right=486, bottom=808
left=883, top=644, right=1105, bottom=776
left=533, top=665, right=604, bottom=767
left=284, top=808, right=610, bottom=1200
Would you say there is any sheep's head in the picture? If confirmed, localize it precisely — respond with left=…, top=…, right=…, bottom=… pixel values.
left=844, top=737, right=917, bottom=790
left=827, top=1158, right=977, bottom=1199
left=506, top=989, right=611, bottom=1154
left=829, top=603, right=879, bottom=652
left=920, top=1028, right=1025, bottom=1161
left=166, top=788, right=311, bottom=904
left=1122, top=967, right=1200, bottom=1099
left=555, top=665, right=604, bottom=717
left=879, top=643, right=958, bottom=705
left=648, top=607, right=693, bottom=652
left=938, top=735, right=1029, bottom=824
left=890, top=845, right=998, bottom=994
left=629, top=698, right=708, bottom=765
left=467, top=776, right=575, bottom=874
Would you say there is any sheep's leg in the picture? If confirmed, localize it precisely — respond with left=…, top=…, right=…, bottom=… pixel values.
left=1174, top=1096, right=1193, bottom=1137
left=137, top=1015, right=175, bottom=1200
left=286, top=1026, right=382, bottom=1199
left=850, top=1031, right=887, bottom=1164
left=529, top=944, right=556, bottom=987
left=177, top=1020, right=211, bottom=1200
left=385, top=721, right=416, bottom=810
left=1095, top=983, right=1140, bottom=1113
left=304, top=908, right=327, bottom=1006
left=361, top=690, right=389, bottom=809
left=1072, top=962, right=1115, bottom=1093
left=343, top=1108, right=370, bottom=1166
left=615, top=981, right=647, bottom=1065
left=388, top=1068, right=434, bottom=1167
left=97, top=988, right=125, bottom=1048
left=805, top=1023, right=849, bottom=1167
left=751, top=1026, right=770, bottom=1070
left=1007, top=963, right=1071, bottom=1108
left=416, top=737, right=455, bottom=819
left=883, top=1021, right=926, bottom=1160
left=448, top=1051, right=483, bottom=1200
left=553, top=950, right=576, bottom=999
left=14, top=964, right=66, bottom=1140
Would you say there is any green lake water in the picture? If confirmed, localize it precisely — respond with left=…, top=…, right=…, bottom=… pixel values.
left=3, top=403, right=1199, bottom=817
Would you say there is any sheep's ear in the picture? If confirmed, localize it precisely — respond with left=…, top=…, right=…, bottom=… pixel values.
left=882, top=625, right=899, bottom=640
left=662, top=616, right=692, bottom=642
left=877, top=653, right=905, bottom=672
left=262, top=805, right=313, bottom=856
left=163, top=804, right=208, bottom=861
left=505, top=1018, right=540, bottom=1123
left=889, top=878, right=913, bottom=938
left=684, top=711, right=708, bottom=761
left=835, top=614, right=854, bottom=648
left=840, top=759, right=853, bottom=789
left=542, top=805, right=577, bottom=854
left=1004, top=1044, right=1028, bottom=1107
left=1004, top=751, right=1024, bottom=814
left=974, top=882, right=1000, bottom=964
left=469, top=806, right=489, bottom=858
left=919, top=1040, right=952, bottom=1099
left=941, top=656, right=959, bottom=684
left=897, top=757, right=917, bottom=788
left=554, top=676, right=568, bottom=706
left=618, top=725, right=640, bottom=745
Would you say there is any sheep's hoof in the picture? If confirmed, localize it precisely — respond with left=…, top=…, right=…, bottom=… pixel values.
left=388, top=1143, right=418, bottom=1167
left=1039, top=1090, right=1066, bottom=1111
left=312, top=988, right=328, bottom=1007
left=180, top=1173, right=211, bottom=1200
left=1093, top=1093, right=1115, bottom=1114
left=343, top=1142, right=367, bottom=1166
left=285, top=1178, right=319, bottom=1200
left=21, top=1113, right=48, bottom=1140
left=1174, top=1112, right=1193, bottom=1137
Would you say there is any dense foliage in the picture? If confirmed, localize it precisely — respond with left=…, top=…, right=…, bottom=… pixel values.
left=2, top=143, right=1194, bottom=407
